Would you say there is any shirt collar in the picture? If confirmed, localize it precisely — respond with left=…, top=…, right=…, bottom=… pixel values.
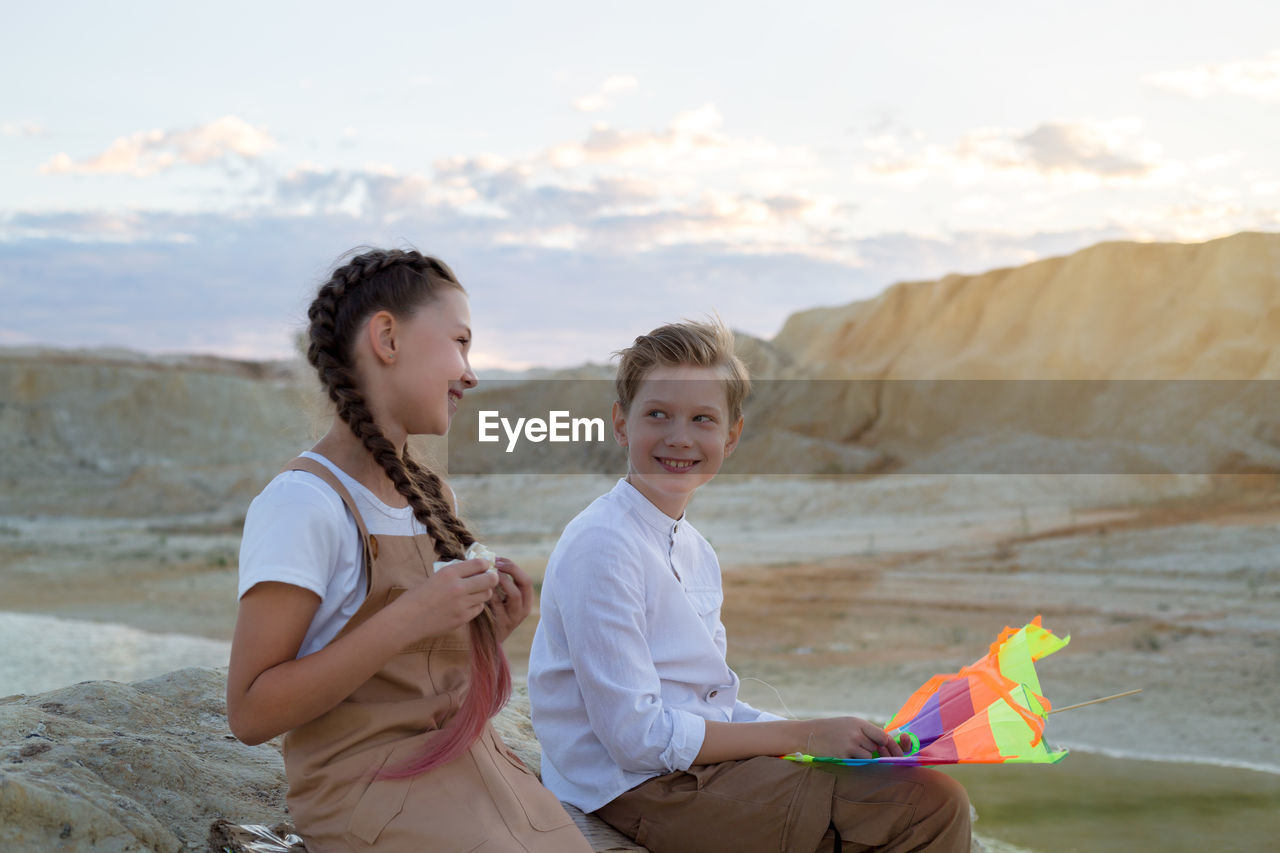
left=611, top=478, right=684, bottom=536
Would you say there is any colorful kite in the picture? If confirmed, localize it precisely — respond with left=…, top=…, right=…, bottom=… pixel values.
left=785, top=616, right=1071, bottom=766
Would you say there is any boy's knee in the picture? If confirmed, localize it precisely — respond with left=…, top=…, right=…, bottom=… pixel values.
left=827, top=768, right=970, bottom=851
left=925, top=771, right=970, bottom=823
left=924, top=770, right=968, bottom=810
left=918, top=771, right=971, bottom=848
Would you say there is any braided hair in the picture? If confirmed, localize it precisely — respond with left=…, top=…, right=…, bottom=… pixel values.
left=306, top=248, right=510, bottom=776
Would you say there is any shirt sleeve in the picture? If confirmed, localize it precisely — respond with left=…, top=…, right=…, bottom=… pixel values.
left=552, top=527, right=708, bottom=774
left=237, top=473, right=350, bottom=600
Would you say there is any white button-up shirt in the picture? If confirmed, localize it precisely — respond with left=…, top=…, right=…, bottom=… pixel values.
left=528, top=479, right=781, bottom=813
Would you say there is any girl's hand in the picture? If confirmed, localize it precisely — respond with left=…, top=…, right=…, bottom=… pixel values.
left=798, top=716, right=906, bottom=759
left=401, top=557, right=500, bottom=637
left=227, top=559, right=500, bottom=747
left=487, top=557, right=534, bottom=642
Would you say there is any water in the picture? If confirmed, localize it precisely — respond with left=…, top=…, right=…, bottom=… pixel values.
left=946, top=752, right=1280, bottom=853
left=0, top=611, right=230, bottom=696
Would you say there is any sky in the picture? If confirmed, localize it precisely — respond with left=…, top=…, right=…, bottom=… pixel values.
left=3, top=1, right=1279, bottom=370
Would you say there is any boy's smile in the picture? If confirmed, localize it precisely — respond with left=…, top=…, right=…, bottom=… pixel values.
left=612, top=364, right=743, bottom=519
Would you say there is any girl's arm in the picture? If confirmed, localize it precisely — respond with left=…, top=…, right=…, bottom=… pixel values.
left=695, top=717, right=908, bottom=764
left=226, top=560, right=498, bottom=745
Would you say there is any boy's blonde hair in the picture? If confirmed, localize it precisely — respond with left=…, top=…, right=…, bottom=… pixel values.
left=615, top=320, right=751, bottom=420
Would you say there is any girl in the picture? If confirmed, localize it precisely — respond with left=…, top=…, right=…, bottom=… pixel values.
left=227, top=248, right=591, bottom=853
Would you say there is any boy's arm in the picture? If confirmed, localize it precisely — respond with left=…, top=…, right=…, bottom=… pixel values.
left=695, top=716, right=907, bottom=764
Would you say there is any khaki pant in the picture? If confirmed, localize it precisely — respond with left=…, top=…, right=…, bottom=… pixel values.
left=594, top=757, right=970, bottom=853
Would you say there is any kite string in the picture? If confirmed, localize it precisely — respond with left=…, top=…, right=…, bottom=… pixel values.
left=740, top=676, right=910, bottom=733
left=740, top=676, right=800, bottom=720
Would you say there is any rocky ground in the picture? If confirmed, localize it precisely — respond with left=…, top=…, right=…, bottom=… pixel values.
left=0, top=669, right=646, bottom=853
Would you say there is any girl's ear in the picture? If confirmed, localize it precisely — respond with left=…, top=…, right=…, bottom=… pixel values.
left=724, top=415, right=744, bottom=457
left=611, top=400, right=628, bottom=447
left=367, top=310, right=399, bottom=365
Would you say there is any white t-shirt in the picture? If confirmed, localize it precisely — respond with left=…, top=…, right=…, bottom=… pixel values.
left=237, top=451, right=428, bottom=658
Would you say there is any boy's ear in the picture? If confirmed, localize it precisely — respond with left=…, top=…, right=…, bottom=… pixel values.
left=367, top=310, right=398, bottom=365
left=611, top=401, right=628, bottom=447
left=724, top=415, right=744, bottom=457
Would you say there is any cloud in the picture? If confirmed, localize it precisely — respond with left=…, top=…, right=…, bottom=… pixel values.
left=548, top=105, right=815, bottom=177
left=1144, top=50, right=1280, bottom=102
left=861, top=118, right=1179, bottom=187
left=1104, top=198, right=1280, bottom=242
left=0, top=206, right=1130, bottom=367
left=10, top=100, right=1272, bottom=367
left=1252, top=179, right=1280, bottom=197
left=272, top=166, right=439, bottom=217
left=572, top=74, right=638, bottom=112
left=2, top=121, right=47, bottom=137
left=1015, top=122, right=1152, bottom=177
left=427, top=143, right=853, bottom=261
left=39, top=116, right=276, bottom=177
left=21, top=104, right=834, bottom=263
left=228, top=109, right=842, bottom=263
left=0, top=210, right=197, bottom=244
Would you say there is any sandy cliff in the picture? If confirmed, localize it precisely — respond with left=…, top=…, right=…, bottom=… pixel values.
left=3, top=231, right=1277, bottom=498
left=0, top=349, right=315, bottom=517
left=448, top=232, right=1280, bottom=478
left=749, top=231, right=1280, bottom=476
left=773, top=231, right=1280, bottom=380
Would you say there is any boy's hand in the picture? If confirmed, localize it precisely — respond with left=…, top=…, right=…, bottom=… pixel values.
left=487, top=557, right=534, bottom=643
left=798, top=716, right=906, bottom=759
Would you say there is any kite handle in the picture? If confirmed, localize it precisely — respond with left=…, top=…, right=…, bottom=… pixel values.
left=868, top=730, right=920, bottom=760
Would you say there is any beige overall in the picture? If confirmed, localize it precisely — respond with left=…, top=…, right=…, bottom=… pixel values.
left=279, top=458, right=591, bottom=853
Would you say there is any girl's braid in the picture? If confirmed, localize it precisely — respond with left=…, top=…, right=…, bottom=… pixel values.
left=306, top=249, right=472, bottom=559
left=403, top=450, right=476, bottom=552
left=306, top=246, right=512, bottom=779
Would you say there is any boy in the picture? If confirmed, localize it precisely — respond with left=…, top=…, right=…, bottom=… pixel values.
left=528, top=321, right=970, bottom=852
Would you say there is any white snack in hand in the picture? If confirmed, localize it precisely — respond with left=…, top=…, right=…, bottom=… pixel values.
left=432, top=542, right=498, bottom=575
left=466, top=542, right=497, bottom=571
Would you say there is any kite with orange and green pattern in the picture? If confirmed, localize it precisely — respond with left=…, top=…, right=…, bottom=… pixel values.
left=786, top=616, right=1070, bottom=766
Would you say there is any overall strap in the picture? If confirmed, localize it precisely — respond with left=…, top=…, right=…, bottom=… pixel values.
left=283, top=457, right=376, bottom=589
